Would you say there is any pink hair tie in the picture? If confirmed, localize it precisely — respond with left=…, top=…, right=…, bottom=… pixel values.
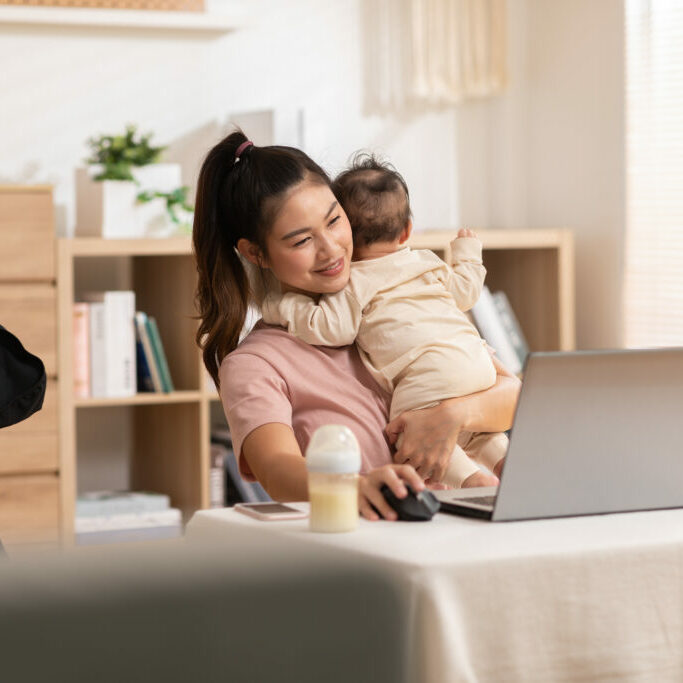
left=234, top=140, right=254, bottom=163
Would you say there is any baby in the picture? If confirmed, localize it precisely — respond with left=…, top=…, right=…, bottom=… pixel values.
left=262, top=155, right=508, bottom=488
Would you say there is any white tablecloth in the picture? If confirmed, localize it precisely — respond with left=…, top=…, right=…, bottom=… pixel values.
left=186, top=506, right=683, bottom=682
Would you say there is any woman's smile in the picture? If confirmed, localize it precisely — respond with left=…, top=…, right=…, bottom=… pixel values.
left=315, top=257, right=345, bottom=277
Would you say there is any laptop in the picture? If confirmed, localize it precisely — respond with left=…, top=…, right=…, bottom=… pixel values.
left=435, top=348, right=683, bottom=521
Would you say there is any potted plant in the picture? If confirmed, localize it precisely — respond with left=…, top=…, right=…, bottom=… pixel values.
left=75, top=125, right=190, bottom=238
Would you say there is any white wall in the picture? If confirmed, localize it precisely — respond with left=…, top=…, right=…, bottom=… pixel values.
left=0, top=0, right=626, bottom=350
left=0, top=0, right=459, bottom=236
left=459, top=0, right=626, bottom=349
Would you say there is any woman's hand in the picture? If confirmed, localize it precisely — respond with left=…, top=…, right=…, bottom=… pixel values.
left=387, top=357, right=521, bottom=483
left=386, top=402, right=466, bottom=482
left=359, top=464, right=425, bottom=521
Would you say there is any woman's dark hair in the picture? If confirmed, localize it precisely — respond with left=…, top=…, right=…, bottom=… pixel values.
left=332, top=153, right=411, bottom=247
left=193, top=129, right=332, bottom=387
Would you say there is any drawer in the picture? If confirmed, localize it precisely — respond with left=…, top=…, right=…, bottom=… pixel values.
left=0, top=380, right=58, bottom=475
left=0, top=187, right=55, bottom=280
left=0, top=473, right=60, bottom=545
left=0, top=284, right=57, bottom=376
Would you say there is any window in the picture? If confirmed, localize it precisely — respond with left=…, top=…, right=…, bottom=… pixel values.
left=624, top=0, right=683, bottom=347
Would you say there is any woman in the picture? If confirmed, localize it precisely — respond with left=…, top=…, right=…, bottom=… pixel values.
left=193, top=131, right=520, bottom=521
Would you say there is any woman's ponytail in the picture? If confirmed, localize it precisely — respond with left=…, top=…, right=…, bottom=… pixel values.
left=193, top=132, right=250, bottom=387
left=193, top=128, right=333, bottom=387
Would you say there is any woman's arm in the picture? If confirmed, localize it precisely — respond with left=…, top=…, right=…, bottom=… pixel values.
left=241, top=423, right=309, bottom=503
left=386, top=355, right=521, bottom=481
left=241, top=423, right=426, bottom=521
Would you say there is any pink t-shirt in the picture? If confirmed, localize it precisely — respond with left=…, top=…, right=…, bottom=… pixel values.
left=219, top=322, right=393, bottom=480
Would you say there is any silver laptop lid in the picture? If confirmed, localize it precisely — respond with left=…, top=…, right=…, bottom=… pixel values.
left=493, top=348, right=683, bottom=521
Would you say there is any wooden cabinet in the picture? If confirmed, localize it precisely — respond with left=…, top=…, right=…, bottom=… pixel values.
left=0, top=380, right=59, bottom=475
left=0, top=187, right=55, bottom=280
left=0, top=285, right=58, bottom=376
left=0, top=186, right=59, bottom=547
left=0, top=474, right=60, bottom=545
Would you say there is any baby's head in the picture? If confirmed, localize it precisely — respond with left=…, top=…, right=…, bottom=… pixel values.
left=332, top=154, right=411, bottom=251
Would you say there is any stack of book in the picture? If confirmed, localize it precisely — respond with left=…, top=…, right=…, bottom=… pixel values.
left=470, top=287, right=530, bottom=376
left=72, top=292, right=174, bottom=398
left=75, top=490, right=182, bottom=545
left=211, top=428, right=272, bottom=506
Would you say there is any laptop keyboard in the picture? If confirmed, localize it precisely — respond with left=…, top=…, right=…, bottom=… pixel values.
left=459, top=495, right=497, bottom=507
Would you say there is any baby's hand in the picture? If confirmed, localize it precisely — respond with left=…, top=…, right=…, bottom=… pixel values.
left=457, top=228, right=477, bottom=239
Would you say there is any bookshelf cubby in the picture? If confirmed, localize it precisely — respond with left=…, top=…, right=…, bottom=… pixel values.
left=57, top=228, right=574, bottom=545
left=57, top=237, right=211, bottom=544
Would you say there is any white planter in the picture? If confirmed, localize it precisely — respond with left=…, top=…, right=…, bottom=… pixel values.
left=75, top=163, right=183, bottom=238
left=133, top=163, right=181, bottom=194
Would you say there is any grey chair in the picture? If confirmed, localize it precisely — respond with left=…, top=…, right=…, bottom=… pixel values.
left=0, top=542, right=407, bottom=683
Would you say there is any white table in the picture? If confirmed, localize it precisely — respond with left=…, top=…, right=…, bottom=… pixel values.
left=186, top=505, right=683, bottom=682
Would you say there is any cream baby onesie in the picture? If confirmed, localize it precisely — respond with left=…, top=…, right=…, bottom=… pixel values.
left=262, top=237, right=508, bottom=486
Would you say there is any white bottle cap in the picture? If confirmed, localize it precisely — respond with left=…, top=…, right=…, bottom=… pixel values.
left=305, top=425, right=361, bottom=474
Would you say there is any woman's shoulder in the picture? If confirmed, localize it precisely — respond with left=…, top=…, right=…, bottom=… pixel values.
left=228, top=322, right=311, bottom=360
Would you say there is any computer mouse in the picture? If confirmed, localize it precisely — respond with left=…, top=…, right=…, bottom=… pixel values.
left=380, top=484, right=440, bottom=521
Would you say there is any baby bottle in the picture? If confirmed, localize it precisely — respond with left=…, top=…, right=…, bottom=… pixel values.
left=306, top=425, right=361, bottom=533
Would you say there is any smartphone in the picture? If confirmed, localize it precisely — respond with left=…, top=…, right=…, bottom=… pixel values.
left=234, top=502, right=308, bottom=521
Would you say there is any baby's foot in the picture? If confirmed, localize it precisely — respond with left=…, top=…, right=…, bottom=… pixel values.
left=493, top=456, right=506, bottom=479
left=461, top=470, right=499, bottom=488
left=457, top=228, right=477, bottom=239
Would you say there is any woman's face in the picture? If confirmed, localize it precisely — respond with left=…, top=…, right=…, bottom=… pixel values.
left=260, top=180, right=353, bottom=295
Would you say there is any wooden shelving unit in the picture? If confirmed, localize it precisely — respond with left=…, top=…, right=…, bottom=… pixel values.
left=57, top=237, right=212, bottom=545
left=409, top=228, right=575, bottom=352
left=54, top=228, right=574, bottom=546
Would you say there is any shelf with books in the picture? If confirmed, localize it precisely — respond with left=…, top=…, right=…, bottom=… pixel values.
left=58, top=237, right=210, bottom=544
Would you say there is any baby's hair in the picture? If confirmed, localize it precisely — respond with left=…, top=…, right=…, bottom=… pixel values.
left=332, top=153, right=411, bottom=247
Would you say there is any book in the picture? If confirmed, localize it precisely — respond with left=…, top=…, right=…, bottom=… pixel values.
left=135, top=330, right=155, bottom=393
left=88, top=301, right=107, bottom=397
left=210, top=445, right=226, bottom=508
left=84, top=291, right=137, bottom=397
left=134, top=311, right=163, bottom=392
left=75, top=508, right=182, bottom=545
left=73, top=303, right=90, bottom=399
left=76, top=490, right=171, bottom=517
left=75, top=525, right=182, bottom=546
left=145, top=315, right=174, bottom=393
left=470, top=286, right=523, bottom=375
left=75, top=508, right=181, bottom=532
left=491, top=291, right=530, bottom=369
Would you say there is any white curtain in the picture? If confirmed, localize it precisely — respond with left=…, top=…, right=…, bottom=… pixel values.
left=624, top=0, right=683, bottom=347
left=363, top=0, right=507, bottom=113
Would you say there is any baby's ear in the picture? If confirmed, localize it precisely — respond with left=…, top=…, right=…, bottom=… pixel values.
left=398, top=219, right=413, bottom=244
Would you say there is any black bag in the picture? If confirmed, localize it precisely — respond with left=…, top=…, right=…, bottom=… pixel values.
left=0, top=325, right=46, bottom=429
